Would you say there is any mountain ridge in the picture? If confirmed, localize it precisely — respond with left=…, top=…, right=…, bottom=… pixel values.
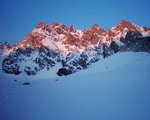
left=11, top=20, right=150, bottom=52
left=1, top=20, right=150, bottom=53
left=1, top=20, right=150, bottom=76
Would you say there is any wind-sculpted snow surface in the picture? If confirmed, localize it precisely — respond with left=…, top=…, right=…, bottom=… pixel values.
left=0, top=52, right=150, bottom=120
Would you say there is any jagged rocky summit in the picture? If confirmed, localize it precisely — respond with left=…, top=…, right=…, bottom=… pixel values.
left=1, top=20, right=150, bottom=76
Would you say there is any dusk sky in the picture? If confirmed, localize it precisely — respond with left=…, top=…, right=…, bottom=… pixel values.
left=0, top=0, right=149, bottom=45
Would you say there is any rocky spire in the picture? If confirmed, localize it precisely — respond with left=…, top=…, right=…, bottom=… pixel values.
left=36, top=21, right=48, bottom=29
left=69, top=25, right=76, bottom=33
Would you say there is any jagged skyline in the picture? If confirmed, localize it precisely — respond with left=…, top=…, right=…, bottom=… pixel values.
left=0, top=0, right=150, bottom=45
left=1, top=18, right=150, bottom=76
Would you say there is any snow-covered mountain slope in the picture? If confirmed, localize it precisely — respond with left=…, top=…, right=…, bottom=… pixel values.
left=0, top=52, right=150, bottom=120
left=1, top=20, right=150, bottom=76
left=74, top=52, right=150, bottom=75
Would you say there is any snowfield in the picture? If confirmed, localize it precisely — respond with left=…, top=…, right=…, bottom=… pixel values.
left=0, top=52, right=150, bottom=120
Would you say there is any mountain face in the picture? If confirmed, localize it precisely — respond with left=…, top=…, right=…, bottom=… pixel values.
left=1, top=20, right=150, bottom=76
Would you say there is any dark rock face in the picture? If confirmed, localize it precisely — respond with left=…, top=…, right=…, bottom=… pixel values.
left=24, top=66, right=37, bottom=76
left=56, top=45, right=114, bottom=76
left=121, top=31, right=142, bottom=43
left=2, top=44, right=112, bottom=76
left=2, top=46, right=61, bottom=75
left=59, top=52, right=88, bottom=75
left=120, top=36, right=150, bottom=52
left=57, top=68, right=72, bottom=76
left=2, top=52, right=22, bottom=75
left=110, top=31, right=150, bottom=53
left=103, top=44, right=114, bottom=58
left=110, top=41, right=124, bottom=53
left=22, top=82, right=30, bottom=85
left=110, top=41, right=120, bottom=53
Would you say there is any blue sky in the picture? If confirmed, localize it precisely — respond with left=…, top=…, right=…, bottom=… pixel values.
left=0, top=0, right=149, bottom=45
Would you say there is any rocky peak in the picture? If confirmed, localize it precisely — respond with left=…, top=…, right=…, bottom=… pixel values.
left=141, top=26, right=150, bottom=35
left=4, top=42, right=11, bottom=49
left=50, top=22, right=62, bottom=28
left=106, top=20, right=142, bottom=42
left=36, top=22, right=48, bottom=29
left=117, top=20, right=137, bottom=31
left=91, top=24, right=106, bottom=35
left=120, top=20, right=132, bottom=25
left=91, top=24, right=100, bottom=30
left=0, top=42, right=11, bottom=50
left=49, top=22, right=68, bottom=35
left=69, top=25, right=76, bottom=33
left=142, top=26, right=150, bottom=31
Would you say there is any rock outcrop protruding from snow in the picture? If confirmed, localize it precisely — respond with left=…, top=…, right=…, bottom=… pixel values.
left=120, top=36, right=150, bottom=52
left=2, top=46, right=61, bottom=75
left=1, top=20, right=150, bottom=76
